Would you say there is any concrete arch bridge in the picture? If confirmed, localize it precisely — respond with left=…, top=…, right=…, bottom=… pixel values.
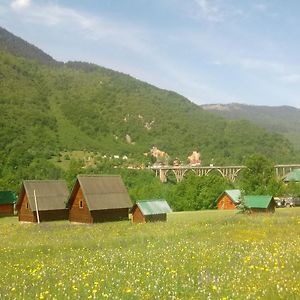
left=151, top=164, right=300, bottom=183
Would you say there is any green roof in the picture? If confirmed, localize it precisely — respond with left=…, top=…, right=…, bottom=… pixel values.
left=224, top=189, right=241, bottom=204
left=283, top=169, right=300, bottom=182
left=0, top=191, right=17, bottom=205
left=136, top=199, right=172, bottom=216
left=244, top=195, right=274, bottom=209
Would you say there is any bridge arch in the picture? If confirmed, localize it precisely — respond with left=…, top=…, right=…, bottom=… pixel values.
left=163, top=169, right=180, bottom=183
left=182, top=169, right=197, bottom=178
left=205, top=168, right=225, bottom=177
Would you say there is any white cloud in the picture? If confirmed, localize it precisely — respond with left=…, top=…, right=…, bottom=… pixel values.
left=11, top=0, right=31, bottom=10
left=188, top=0, right=245, bottom=23
left=193, top=0, right=223, bottom=22
left=9, top=2, right=151, bottom=56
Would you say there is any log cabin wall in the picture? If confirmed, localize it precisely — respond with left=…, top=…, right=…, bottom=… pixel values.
left=69, top=184, right=93, bottom=223
left=39, top=210, right=68, bottom=221
left=18, top=193, right=36, bottom=222
left=91, top=208, right=129, bottom=223
left=0, top=204, right=14, bottom=216
left=145, top=213, right=167, bottom=222
left=132, top=206, right=145, bottom=223
left=217, top=194, right=237, bottom=210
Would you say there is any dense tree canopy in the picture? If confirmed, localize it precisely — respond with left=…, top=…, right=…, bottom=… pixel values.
left=0, top=27, right=299, bottom=201
left=238, top=154, right=283, bottom=195
left=167, top=173, right=233, bottom=211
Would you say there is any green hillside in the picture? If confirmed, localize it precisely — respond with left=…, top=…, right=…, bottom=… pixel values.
left=202, top=103, right=300, bottom=150
left=0, top=27, right=299, bottom=191
left=0, top=27, right=58, bottom=65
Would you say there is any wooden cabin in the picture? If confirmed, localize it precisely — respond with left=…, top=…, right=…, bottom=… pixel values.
left=68, top=175, right=132, bottom=224
left=0, top=191, right=17, bottom=216
left=244, top=195, right=276, bottom=213
left=217, top=189, right=241, bottom=210
left=132, top=199, right=172, bottom=223
left=16, top=180, right=69, bottom=222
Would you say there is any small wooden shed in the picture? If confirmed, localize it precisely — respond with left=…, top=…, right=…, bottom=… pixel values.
left=217, top=189, right=241, bottom=210
left=244, top=195, right=276, bottom=213
left=16, top=180, right=69, bottom=222
left=0, top=191, right=17, bottom=216
left=68, top=175, right=132, bottom=224
left=132, top=199, right=172, bottom=223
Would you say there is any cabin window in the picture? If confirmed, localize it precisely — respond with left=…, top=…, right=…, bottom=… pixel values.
left=79, top=200, right=83, bottom=209
left=26, top=202, right=29, bottom=209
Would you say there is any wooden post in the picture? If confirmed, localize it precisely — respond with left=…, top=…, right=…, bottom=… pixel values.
left=33, top=189, right=40, bottom=224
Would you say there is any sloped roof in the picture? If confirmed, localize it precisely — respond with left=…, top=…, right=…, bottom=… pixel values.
left=136, top=199, right=172, bottom=216
left=283, top=169, right=300, bottom=182
left=224, top=189, right=241, bottom=204
left=17, top=180, right=69, bottom=211
left=0, top=191, right=17, bottom=205
left=244, top=195, right=274, bottom=209
left=73, top=175, right=132, bottom=211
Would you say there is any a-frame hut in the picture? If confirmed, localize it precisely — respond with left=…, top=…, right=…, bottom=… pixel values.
left=68, top=175, right=132, bottom=224
left=16, top=180, right=69, bottom=222
left=217, top=189, right=241, bottom=210
left=132, top=199, right=172, bottom=223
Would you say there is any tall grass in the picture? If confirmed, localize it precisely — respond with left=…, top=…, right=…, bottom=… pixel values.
left=0, top=209, right=299, bottom=299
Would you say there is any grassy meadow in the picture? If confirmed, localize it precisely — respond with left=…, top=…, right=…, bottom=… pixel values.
left=0, top=209, right=300, bottom=299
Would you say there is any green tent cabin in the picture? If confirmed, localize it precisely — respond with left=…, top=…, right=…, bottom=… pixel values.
left=283, top=169, right=300, bottom=183
left=16, top=180, right=69, bottom=222
left=0, top=191, right=17, bottom=216
left=68, top=175, right=132, bottom=224
left=217, top=189, right=241, bottom=210
left=132, top=199, right=172, bottom=223
left=244, top=195, right=276, bottom=213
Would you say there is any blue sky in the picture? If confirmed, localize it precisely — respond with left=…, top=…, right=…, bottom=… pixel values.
left=1, top=0, right=300, bottom=108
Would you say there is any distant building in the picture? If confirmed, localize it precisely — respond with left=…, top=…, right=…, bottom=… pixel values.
left=68, top=175, right=132, bottom=224
left=187, top=151, right=201, bottom=166
left=16, top=180, right=69, bottom=222
left=132, top=199, right=172, bottom=223
left=244, top=195, right=276, bottom=213
left=173, top=158, right=181, bottom=166
left=0, top=191, right=17, bottom=216
left=283, top=169, right=300, bottom=183
left=217, top=189, right=241, bottom=210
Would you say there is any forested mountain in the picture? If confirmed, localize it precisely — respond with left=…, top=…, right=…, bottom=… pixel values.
left=0, top=27, right=58, bottom=65
left=0, top=27, right=299, bottom=191
left=202, top=103, right=300, bottom=150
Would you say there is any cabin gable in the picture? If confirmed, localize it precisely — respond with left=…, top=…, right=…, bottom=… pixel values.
left=69, top=183, right=93, bottom=224
left=18, top=192, right=36, bottom=222
left=132, top=205, right=146, bottom=223
left=217, top=194, right=237, bottom=210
